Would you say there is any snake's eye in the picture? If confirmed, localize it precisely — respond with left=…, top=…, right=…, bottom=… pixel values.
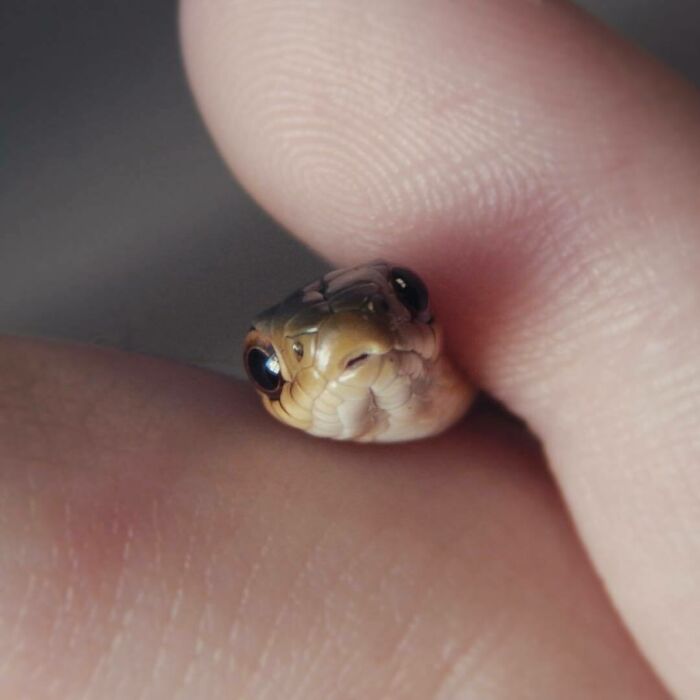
left=391, top=267, right=429, bottom=315
left=245, top=346, right=283, bottom=398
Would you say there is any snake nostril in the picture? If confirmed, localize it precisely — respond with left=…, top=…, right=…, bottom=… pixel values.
left=345, top=353, right=369, bottom=370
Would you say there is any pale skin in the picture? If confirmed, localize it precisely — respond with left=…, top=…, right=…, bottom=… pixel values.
left=1, top=0, right=699, bottom=697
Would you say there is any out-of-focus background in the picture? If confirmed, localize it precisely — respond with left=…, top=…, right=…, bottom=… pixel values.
left=2, top=1, right=699, bottom=377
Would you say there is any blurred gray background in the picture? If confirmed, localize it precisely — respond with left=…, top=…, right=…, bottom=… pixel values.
left=2, top=1, right=699, bottom=377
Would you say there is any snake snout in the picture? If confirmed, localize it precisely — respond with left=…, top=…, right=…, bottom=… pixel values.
left=314, top=311, right=393, bottom=378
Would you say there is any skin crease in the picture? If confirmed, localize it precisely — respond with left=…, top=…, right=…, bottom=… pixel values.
left=0, top=1, right=697, bottom=698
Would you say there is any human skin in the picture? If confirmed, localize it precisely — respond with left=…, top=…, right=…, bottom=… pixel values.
left=1, top=0, right=699, bottom=697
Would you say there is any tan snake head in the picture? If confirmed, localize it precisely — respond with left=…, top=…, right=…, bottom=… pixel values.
left=243, top=261, right=475, bottom=443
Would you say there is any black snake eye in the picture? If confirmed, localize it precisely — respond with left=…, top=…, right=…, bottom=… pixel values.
left=245, top=346, right=283, bottom=397
left=391, top=267, right=429, bottom=315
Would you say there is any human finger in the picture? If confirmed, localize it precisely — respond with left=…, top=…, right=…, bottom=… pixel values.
left=0, top=337, right=665, bottom=698
left=181, top=1, right=700, bottom=695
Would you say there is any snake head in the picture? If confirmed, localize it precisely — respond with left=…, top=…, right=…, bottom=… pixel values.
left=243, top=261, right=473, bottom=442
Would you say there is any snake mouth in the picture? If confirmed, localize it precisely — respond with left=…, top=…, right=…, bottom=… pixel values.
left=345, top=353, right=369, bottom=370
